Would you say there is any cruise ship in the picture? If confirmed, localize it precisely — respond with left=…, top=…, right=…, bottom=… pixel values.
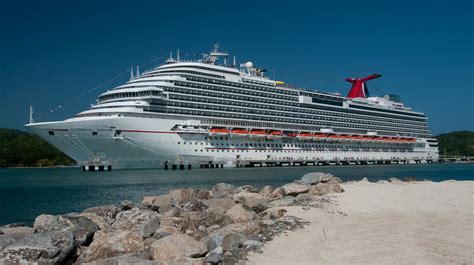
left=26, top=45, right=439, bottom=170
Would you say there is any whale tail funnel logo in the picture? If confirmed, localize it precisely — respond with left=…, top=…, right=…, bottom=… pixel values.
left=346, top=74, right=382, bottom=99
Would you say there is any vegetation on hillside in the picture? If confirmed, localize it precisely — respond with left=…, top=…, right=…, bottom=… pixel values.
left=0, top=128, right=75, bottom=167
left=436, top=130, right=474, bottom=157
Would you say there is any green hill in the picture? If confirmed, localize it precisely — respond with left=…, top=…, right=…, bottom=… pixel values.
left=436, top=130, right=474, bottom=157
left=0, top=128, right=75, bottom=167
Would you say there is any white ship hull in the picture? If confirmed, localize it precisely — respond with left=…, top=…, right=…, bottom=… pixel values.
left=26, top=115, right=438, bottom=170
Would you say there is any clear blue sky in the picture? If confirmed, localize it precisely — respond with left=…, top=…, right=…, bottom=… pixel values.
left=0, top=0, right=472, bottom=135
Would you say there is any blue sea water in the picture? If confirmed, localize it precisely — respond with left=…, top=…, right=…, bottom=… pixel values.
left=0, top=163, right=473, bottom=226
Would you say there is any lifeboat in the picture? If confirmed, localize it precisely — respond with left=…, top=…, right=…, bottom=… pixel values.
left=313, top=133, right=327, bottom=140
left=373, top=137, right=384, bottom=142
left=249, top=129, right=267, bottom=139
left=209, top=127, right=229, bottom=136
left=268, top=130, right=283, bottom=140
left=352, top=135, right=364, bottom=141
left=361, top=135, right=373, bottom=142
left=297, top=132, right=313, bottom=140
left=286, top=132, right=297, bottom=138
left=327, top=134, right=340, bottom=141
left=382, top=137, right=392, bottom=142
left=408, top=138, right=416, bottom=143
left=230, top=128, right=248, bottom=137
left=339, top=134, right=352, bottom=141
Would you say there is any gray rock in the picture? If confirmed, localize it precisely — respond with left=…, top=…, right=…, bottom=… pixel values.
left=224, top=204, right=256, bottom=223
left=143, top=189, right=210, bottom=213
left=221, top=232, right=246, bottom=253
left=270, top=187, right=285, bottom=199
left=182, top=199, right=209, bottom=212
left=203, top=229, right=246, bottom=254
left=82, top=205, right=121, bottom=223
left=327, top=176, right=342, bottom=184
left=150, top=234, right=207, bottom=261
left=234, top=185, right=258, bottom=193
left=268, top=197, right=295, bottom=207
left=211, top=183, right=236, bottom=198
left=77, top=230, right=145, bottom=263
left=140, top=216, right=161, bottom=238
left=308, top=183, right=331, bottom=196
left=301, top=172, right=329, bottom=185
left=261, top=208, right=287, bottom=219
left=232, top=191, right=264, bottom=203
left=294, top=193, right=314, bottom=206
left=0, top=227, right=35, bottom=236
left=34, top=214, right=99, bottom=246
left=244, top=198, right=268, bottom=213
left=181, top=207, right=229, bottom=232
left=243, top=239, right=264, bottom=250
left=281, top=183, right=309, bottom=196
left=205, top=247, right=223, bottom=264
left=112, top=208, right=161, bottom=237
left=120, top=200, right=136, bottom=211
left=0, top=230, right=74, bottom=264
left=258, top=185, right=274, bottom=197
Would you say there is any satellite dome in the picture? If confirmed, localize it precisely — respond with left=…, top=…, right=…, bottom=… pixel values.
left=245, top=61, right=253, bottom=68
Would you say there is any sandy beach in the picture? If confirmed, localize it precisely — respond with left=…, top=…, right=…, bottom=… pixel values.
left=248, top=180, right=474, bottom=264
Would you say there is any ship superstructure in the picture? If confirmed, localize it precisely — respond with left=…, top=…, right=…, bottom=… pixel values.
left=26, top=45, right=439, bottom=170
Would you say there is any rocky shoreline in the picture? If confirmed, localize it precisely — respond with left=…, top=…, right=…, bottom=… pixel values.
left=0, top=173, right=413, bottom=264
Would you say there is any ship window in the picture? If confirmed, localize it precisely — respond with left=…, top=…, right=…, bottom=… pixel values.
left=92, top=131, right=98, bottom=135
left=48, top=131, right=54, bottom=136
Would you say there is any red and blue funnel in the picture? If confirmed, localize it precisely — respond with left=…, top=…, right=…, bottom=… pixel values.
left=346, top=74, right=382, bottom=99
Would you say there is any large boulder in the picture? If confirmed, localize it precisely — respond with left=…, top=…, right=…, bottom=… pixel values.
left=205, top=247, right=223, bottom=264
left=232, top=191, right=264, bottom=203
left=224, top=204, right=256, bottom=223
left=77, top=230, right=145, bottom=263
left=150, top=234, right=207, bottom=262
left=300, top=172, right=333, bottom=185
left=261, top=208, right=287, bottom=219
left=232, top=192, right=267, bottom=213
left=234, top=185, right=258, bottom=193
left=80, top=205, right=121, bottom=230
left=281, top=183, right=309, bottom=196
left=181, top=207, right=230, bottom=232
left=270, top=187, right=285, bottom=199
left=0, top=230, right=74, bottom=264
left=308, top=183, right=331, bottom=196
left=201, top=222, right=259, bottom=253
left=268, top=197, right=295, bottom=207
left=308, top=183, right=344, bottom=196
left=202, top=198, right=235, bottom=211
left=0, top=227, right=35, bottom=236
left=211, top=183, right=236, bottom=198
left=111, top=208, right=161, bottom=237
left=143, top=189, right=210, bottom=213
left=34, top=214, right=99, bottom=246
left=258, top=185, right=274, bottom=197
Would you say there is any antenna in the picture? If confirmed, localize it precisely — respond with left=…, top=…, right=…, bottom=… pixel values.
left=233, top=56, right=236, bottom=67
left=29, top=105, right=35, bottom=124
left=170, top=51, right=173, bottom=60
left=136, top=65, right=139, bottom=78
left=177, top=50, right=180, bottom=61
left=130, top=66, right=134, bottom=80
